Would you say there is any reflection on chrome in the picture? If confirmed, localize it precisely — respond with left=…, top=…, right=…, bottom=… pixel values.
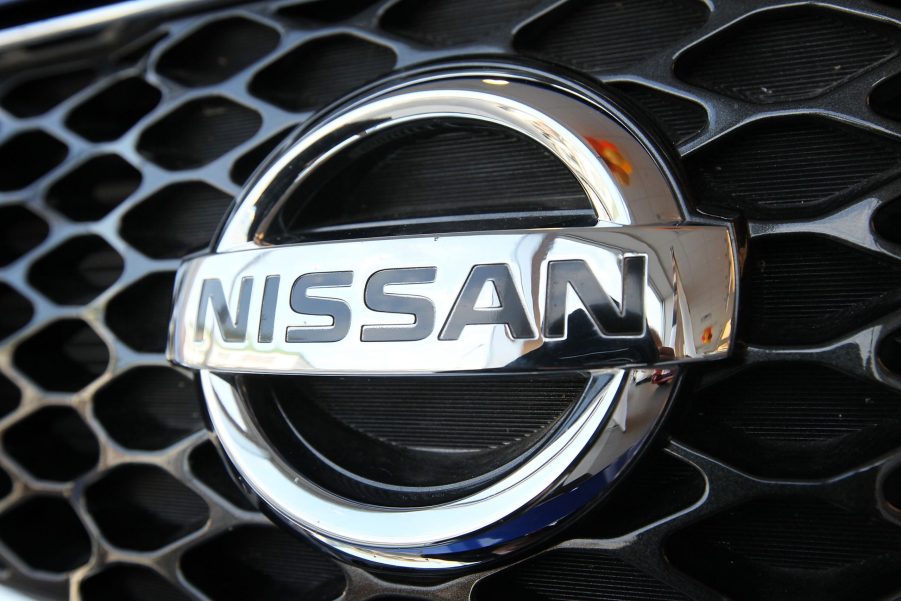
left=168, top=64, right=740, bottom=569
left=201, top=367, right=674, bottom=568
left=171, top=225, right=735, bottom=374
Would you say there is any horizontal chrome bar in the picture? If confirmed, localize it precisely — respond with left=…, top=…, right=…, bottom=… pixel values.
left=169, top=225, right=737, bottom=374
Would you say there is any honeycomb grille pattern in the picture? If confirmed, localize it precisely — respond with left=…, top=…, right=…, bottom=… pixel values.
left=0, top=0, right=897, bottom=600
left=676, top=7, right=900, bottom=103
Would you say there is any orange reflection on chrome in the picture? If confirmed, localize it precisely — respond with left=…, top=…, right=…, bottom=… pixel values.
left=651, top=369, right=675, bottom=385
left=587, top=137, right=633, bottom=185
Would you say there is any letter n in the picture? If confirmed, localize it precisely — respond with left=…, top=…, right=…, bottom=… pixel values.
left=544, top=258, right=645, bottom=338
left=194, top=277, right=253, bottom=343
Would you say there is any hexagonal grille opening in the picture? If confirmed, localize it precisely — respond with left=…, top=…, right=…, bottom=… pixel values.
left=676, top=7, right=901, bottom=104
left=873, top=197, right=901, bottom=245
left=181, top=526, right=345, bottom=601
left=0, top=130, right=67, bottom=191
left=120, top=183, right=231, bottom=258
left=14, top=319, right=109, bottom=392
left=686, top=116, right=901, bottom=219
left=742, top=235, right=901, bottom=345
left=515, top=0, right=708, bottom=73
left=885, top=465, right=901, bottom=513
left=0, top=283, right=32, bottom=341
left=86, top=465, right=208, bottom=551
left=0, top=374, right=19, bottom=419
left=28, top=235, right=124, bottom=305
left=667, top=497, right=901, bottom=601
left=675, top=362, right=901, bottom=478
left=250, top=35, right=395, bottom=112
left=5, top=406, right=99, bottom=481
left=94, top=367, right=201, bottom=451
left=157, top=17, right=279, bottom=86
left=105, top=272, right=176, bottom=352
left=188, top=441, right=255, bottom=511
left=382, top=0, right=542, bottom=46
left=0, top=497, right=91, bottom=573
left=137, top=96, right=261, bottom=169
left=1, top=68, right=95, bottom=118
left=880, top=329, right=901, bottom=378
left=81, top=564, right=191, bottom=601
left=871, top=72, right=901, bottom=121
left=0, top=466, right=11, bottom=500
left=47, top=155, right=141, bottom=221
left=65, top=77, right=161, bottom=142
left=0, top=206, right=48, bottom=267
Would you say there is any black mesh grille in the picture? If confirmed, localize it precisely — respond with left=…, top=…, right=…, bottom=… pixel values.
left=0, top=0, right=898, bottom=599
left=742, top=234, right=901, bottom=344
left=137, top=96, right=262, bottom=170
left=667, top=497, right=901, bottom=600
left=268, top=119, right=593, bottom=241
left=579, top=449, right=705, bottom=539
left=1, top=68, right=95, bottom=118
left=686, top=116, right=901, bottom=219
left=249, top=35, right=396, bottom=112
left=474, top=549, right=689, bottom=600
left=94, top=367, right=202, bottom=450
left=676, top=7, right=900, bottom=103
left=608, top=82, right=707, bottom=145
left=156, top=17, right=280, bottom=87
left=0, top=497, right=92, bottom=574
left=516, top=0, right=709, bottom=73
left=384, top=0, right=542, bottom=46
left=180, top=526, right=346, bottom=601
left=301, top=375, right=585, bottom=450
left=66, top=77, right=161, bottom=142
left=675, top=362, right=901, bottom=478
left=120, top=182, right=232, bottom=258
left=81, top=564, right=192, bottom=601
left=0, top=130, right=67, bottom=190
left=85, top=465, right=209, bottom=551
left=241, top=373, right=587, bottom=503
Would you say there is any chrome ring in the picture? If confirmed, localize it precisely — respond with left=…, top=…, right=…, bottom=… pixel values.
left=176, top=65, right=736, bottom=569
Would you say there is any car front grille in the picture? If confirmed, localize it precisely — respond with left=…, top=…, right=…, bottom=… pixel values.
left=0, top=0, right=899, bottom=600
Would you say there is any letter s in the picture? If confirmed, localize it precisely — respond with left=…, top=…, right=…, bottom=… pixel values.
left=286, top=272, right=353, bottom=343
left=361, top=267, right=437, bottom=342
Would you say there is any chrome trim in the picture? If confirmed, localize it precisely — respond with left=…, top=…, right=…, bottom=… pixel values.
left=216, top=72, right=686, bottom=252
left=170, top=225, right=736, bottom=374
left=169, top=65, right=739, bottom=569
left=202, top=367, right=675, bottom=568
left=0, top=0, right=232, bottom=51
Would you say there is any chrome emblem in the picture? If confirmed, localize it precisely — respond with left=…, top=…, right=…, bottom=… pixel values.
left=168, top=64, right=738, bottom=570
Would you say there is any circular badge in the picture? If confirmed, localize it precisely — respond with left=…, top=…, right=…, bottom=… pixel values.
left=168, top=63, right=738, bottom=569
